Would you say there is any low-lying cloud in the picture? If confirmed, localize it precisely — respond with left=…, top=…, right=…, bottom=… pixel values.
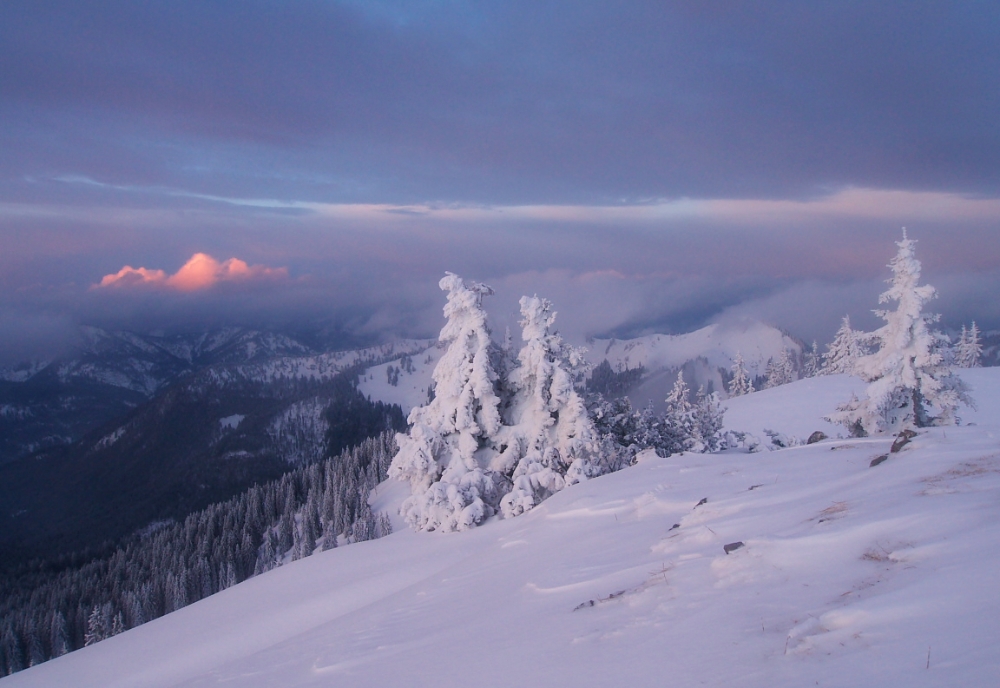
left=95, top=253, right=288, bottom=291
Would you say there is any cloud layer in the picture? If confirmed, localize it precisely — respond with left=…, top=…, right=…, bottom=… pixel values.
left=1, top=2, right=999, bottom=361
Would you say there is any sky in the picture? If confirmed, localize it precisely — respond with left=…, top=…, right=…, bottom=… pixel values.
left=3, top=1, right=1000, bottom=364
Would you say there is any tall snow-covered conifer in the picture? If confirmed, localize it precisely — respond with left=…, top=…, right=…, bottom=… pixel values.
left=828, top=232, right=972, bottom=435
left=389, top=273, right=504, bottom=531
left=496, top=296, right=599, bottom=518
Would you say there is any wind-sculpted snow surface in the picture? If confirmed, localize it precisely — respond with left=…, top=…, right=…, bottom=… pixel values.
left=7, top=369, right=1000, bottom=687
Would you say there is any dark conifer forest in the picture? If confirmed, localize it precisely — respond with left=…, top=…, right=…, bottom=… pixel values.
left=0, top=428, right=400, bottom=675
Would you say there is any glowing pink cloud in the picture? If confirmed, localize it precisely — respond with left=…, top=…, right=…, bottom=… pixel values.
left=96, top=253, right=287, bottom=291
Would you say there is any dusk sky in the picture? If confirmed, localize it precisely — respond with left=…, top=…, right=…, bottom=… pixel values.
left=3, top=1, right=1000, bottom=363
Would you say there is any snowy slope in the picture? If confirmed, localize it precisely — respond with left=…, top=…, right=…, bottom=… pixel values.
left=357, top=342, right=441, bottom=413
left=6, top=370, right=1000, bottom=688
left=723, top=373, right=865, bottom=442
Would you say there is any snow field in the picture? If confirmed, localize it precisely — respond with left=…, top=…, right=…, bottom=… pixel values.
left=6, top=369, right=999, bottom=687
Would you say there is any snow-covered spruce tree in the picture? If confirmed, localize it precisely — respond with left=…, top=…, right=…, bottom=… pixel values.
left=763, top=348, right=796, bottom=389
left=955, top=322, right=983, bottom=368
left=827, top=232, right=973, bottom=435
left=821, top=315, right=867, bottom=375
left=659, top=373, right=725, bottom=453
left=388, top=273, right=505, bottom=531
left=728, top=352, right=754, bottom=397
left=802, top=341, right=820, bottom=378
left=495, top=296, right=600, bottom=518
left=662, top=371, right=696, bottom=448
left=693, top=386, right=725, bottom=452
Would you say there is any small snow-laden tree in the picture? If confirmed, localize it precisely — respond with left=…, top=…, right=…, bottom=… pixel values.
left=496, top=295, right=600, bottom=518
left=955, top=322, right=983, bottom=368
left=728, top=352, right=754, bottom=397
left=693, top=386, right=725, bottom=452
left=764, top=349, right=796, bottom=389
left=49, top=611, right=70, bottom=658
left=802, top=341, right=821, bottom=378
left=821, top=315, right=867, bottom=375
left=658, top=373, right=724, bottom=453
left=587, top=394, right=648, bottom=465
left=389, top=273, right=505, bottom=532
left=84, top=605, right=108, bottom=647
left=662, top=370, right=696, bottom=446
left=828, top=232, right=973, bottom=435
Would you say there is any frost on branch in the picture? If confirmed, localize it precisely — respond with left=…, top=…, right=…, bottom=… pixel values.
left=389, top=273, right=504, bottom=531
left=497, top=296, right=601, bottom=518
left=827, top=232, right=973, bottom=435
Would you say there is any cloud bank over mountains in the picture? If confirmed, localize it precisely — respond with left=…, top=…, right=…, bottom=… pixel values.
left=1, top=2, right=999, bottom=360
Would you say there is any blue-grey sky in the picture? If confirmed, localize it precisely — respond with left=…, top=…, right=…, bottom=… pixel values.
left=3, top=1, right=1000, bottom=362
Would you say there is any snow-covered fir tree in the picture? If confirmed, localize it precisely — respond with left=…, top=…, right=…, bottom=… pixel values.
left=728, top=352, right=754, bottom=397
left=658, top=373, right=723, bottom=453
left=821, top=315, right=866, bottom=375
left=495, top=296, right=601, bottom=518
left=389, top=273, right=505, bottom=532
left=764, top=349, right=796, bottom=389
left=955, top=322, right=983, bottom=368
left=802, top=341, right=820, bottom=378
left=692, top=386, right=725, bottom=452
left=663, top=370, right=696, bottom=441
left=828, top=232, right=973, bottom=435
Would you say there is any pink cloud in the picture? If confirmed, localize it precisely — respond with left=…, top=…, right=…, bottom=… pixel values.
left=96, top=253, right=287, bottom=291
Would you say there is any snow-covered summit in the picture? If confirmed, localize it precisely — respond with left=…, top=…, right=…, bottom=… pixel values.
left=7, top=369, right=999, bottom=687
left=587, top=320, right=800, bottom=376
left=358, top=320, right=800, bottom=417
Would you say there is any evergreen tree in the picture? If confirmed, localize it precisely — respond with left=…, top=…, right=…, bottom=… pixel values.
left=389, top=273, right=504, bottom=532
left=955, top=321, right=983, bottom=368
left=496, top=296, right=600, bottom=518
left=84, top=606, right=106, bottom=647
left=728, top=352, right=753, bottom=397
left=821, top=315, right=866, bottom=375
left=49, top=611, right=70, bottom=658
left=828, top=232, right=974, bottom=435
left=25, top=625, right=44, bottom=668
left=693, top=386, right=725, bottom=452
left=663, top=371, right=696, bottom=444
left=802, top=341, right=820, bottom=378
left=2, top=622, right=23, bottom=674
left=764, top=349, right=796, bottom=389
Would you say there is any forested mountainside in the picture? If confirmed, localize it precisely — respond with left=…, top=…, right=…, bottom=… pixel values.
left=0, top=327, right=428, bottom=465
left=0, top=362, right=406, bottom=568
left=0, top=431, right=398, bottom=675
